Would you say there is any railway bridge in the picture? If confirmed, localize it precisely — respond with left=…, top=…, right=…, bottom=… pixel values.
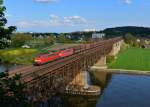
left=9, top=37, right=123, bottom=101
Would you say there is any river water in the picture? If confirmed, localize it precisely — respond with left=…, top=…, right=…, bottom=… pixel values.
left=97, top=74, right=150, bottom=107
left=1, top=65, right=150, bottom=107
left=62, top=73, right=150, bottom=107
left=0, top=63, right=18, bottom=72
left=48, top=73, right=150, bottom=107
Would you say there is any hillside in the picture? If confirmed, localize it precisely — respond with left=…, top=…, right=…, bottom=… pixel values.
left=103, top=26, right=150, bottom=38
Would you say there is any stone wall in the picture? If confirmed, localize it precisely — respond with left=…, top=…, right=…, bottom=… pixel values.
left=109, top=40, right=124, bottom=56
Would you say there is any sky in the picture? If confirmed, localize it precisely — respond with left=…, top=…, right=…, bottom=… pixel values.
left=4, top=0, right=150, bottom=33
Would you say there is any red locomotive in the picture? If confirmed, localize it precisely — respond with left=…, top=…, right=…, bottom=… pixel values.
left=34, top=48, right=74, bottom=65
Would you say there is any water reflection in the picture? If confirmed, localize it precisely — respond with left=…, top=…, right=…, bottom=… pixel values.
left=0, top=64, right=7, bottom=72
left=0, top=63, right=18, bottom=72
left=54, top=73, right=150, bottom=107
left=97, top=74, right=150, bottom=107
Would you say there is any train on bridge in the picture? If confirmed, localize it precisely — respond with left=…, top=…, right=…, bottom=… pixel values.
left=34, top=48, right=74, bottom=65
left=34, top=40, right=109, bottom=65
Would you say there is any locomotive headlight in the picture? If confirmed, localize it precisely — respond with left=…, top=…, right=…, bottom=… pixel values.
left=35, top=59, right=41, bottom=62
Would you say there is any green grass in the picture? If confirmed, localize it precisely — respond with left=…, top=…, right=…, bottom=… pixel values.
left=0, top=48, right=39, bottom=65
left=108, top=47, right=150, bottom=71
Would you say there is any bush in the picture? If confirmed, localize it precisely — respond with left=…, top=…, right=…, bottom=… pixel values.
left=120, top=41, right=129, bottom=52
left=0, top=48, right=38, bottom=64
left=124, top=33, right=139, bottom=47
left=106, top=55, right=115, bottom=64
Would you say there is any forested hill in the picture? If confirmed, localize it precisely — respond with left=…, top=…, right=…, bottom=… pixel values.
left=103, top=26, right=150, bottom=38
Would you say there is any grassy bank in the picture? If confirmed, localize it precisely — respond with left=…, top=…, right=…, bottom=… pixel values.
left=108, top=47, right=150, bottom=71
left=0, top=48, right=40, bottom=65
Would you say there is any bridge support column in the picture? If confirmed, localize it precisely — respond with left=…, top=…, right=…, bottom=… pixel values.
left=92, top=55, right=107, bottom=69
left=109, top=40, right=123, bottom=56
left=69, top=70, right=91, bottom=89
left=70, top=70, right=85, bottom=86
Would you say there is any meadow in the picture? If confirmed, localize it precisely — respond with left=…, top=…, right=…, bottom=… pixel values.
left=108, top=47, right=150, bottom=71
left=0, top=48, right=40, bottom=65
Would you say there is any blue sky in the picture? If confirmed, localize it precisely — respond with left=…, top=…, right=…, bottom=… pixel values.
left=4, top=0, right=150, bottom=33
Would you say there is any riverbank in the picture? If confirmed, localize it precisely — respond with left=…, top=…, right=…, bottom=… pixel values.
left=107, top=69, right=150, bottom=75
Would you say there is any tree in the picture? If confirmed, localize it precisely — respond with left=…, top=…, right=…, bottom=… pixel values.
left=58, top=33, right=74, bottom=43
left=58, top=33, right=67, bottom=43
left=0, top=72, right=29, bottom=107
left=43, top=35, right=55, bottom=45
left=124, top=33, right=139, bottom=47
left=11, top=33, right=32, bottom=47
left=0, top=0, right=16, bottom=48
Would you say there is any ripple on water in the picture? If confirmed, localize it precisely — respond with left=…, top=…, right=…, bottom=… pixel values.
left=97, top=74, right=150, bottom=107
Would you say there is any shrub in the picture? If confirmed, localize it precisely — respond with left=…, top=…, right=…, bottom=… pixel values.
left=120, top=41, right=129, bottom=52
left=106, top=55, right=115, bottom=64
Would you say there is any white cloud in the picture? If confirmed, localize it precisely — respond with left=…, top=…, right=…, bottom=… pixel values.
left=16, top=15, right=90, bottom=29
left=64, top=16, right=87, bottom=26
left=16, top=20, right=51, bottom=28
left=84, top=28, right=96, bottom=32
left=50, top=14, right=59, bottom=19
left=123, top=0, right=132, bottom=4
left=34, top=0, right=58, bottom=3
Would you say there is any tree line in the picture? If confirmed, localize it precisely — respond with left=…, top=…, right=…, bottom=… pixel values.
left=11, top=33, right=56, bottom=48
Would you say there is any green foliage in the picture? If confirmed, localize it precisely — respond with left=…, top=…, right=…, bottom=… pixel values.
left=0, top=48, right=38, bottom=64
left=0, top=72, right=29, bottom=107
left=0, top=0, right=16, bottom=48
left=27, top=35, right=55, bottom=48
left=106, top=55, right=115, bottom=64
left=108, top=47, right=150, bottom=71
left=10, top=33, right=56, bottom=48
left=120, top=41, right=129, bottom=52
left=124, top=33, right=139, bottom=47
left=11, top=33, right=32, bottom=47
left=103, top=26, right=150, bottom=38
left=41, top=35, right=55, bottom=46
left=58, top=33, right=76, bottom=43
left=58, top=33, right=67, bottom=43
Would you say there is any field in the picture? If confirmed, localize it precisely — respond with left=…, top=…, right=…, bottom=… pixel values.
left=0, top=48, right=39, bottom=65
left=108, top=47, right=150, bottom=71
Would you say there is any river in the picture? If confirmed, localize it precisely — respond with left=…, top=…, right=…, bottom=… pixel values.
left=0, top=63, right=18, bottom=72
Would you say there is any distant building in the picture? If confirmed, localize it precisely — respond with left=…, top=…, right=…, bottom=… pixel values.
left=22, top=44, right=30, bottom=48
left=66, top=35, right=71, bottom=39
left=137, top=39, right=140, bottom=43
left=84, top=28, right=96, bottom=32
left=92, top=33, right=105, bottom=39
left=138, top=37, right=150, bottom=48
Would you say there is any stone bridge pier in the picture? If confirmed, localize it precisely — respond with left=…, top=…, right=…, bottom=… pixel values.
left=65, top=69, right=101, bottom=96
left=109, top=39, right=124, bottom=56
left=69, top=70, right=85, bottom=86
left=93, top=39, right=123, bottom=69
